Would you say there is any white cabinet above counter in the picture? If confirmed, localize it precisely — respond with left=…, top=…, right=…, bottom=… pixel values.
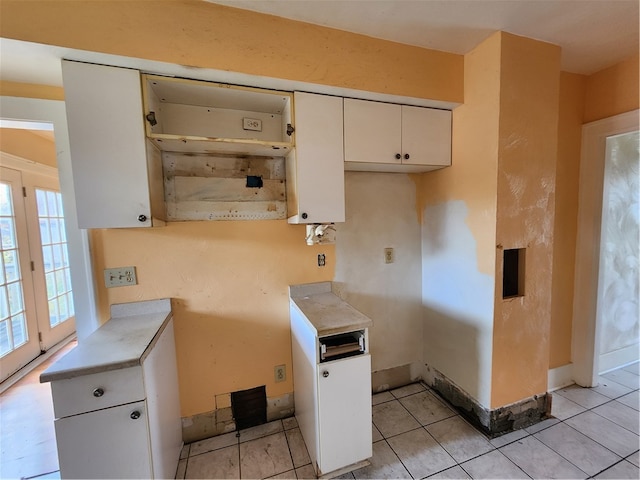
left=61, top=59, right=452, bottom=228
left=344, top=97, right=452, bottom=173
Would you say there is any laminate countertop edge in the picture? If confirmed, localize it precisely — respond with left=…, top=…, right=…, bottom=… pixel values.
left=40, top=299, right=173, bottom=383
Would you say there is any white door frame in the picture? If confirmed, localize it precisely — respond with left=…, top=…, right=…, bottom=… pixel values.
left=572, top=109, right=639, bottom=386
left=0, top=96, right=98, bottom=341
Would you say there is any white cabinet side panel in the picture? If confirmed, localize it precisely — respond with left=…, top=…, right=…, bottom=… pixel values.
left=402, top=106, right=452, bottom=167
left=62, top=60, right=151, bottom=228
left=55, top=400, right=152, bottom=479
left=292, top=92, right=345, bottom=223
left=317, top=354, right=372, bottom=475
left=142, top=319, right=182, bottom=479
left=290, top=302, right=320, bottom=471
left=344, top=98, right=401, bottom=165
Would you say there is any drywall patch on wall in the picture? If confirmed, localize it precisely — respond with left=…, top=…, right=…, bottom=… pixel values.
left=334, top=172, right=422, bottom=375
left=421, top=200, right=494, bottom=408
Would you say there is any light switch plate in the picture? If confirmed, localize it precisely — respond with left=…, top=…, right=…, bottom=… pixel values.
left=104, top=266, right=137, bottom=288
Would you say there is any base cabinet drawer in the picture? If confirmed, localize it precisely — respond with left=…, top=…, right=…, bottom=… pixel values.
left=51, top=366, right=144, bottom=418
left=55, top=400, right=152, bottom=479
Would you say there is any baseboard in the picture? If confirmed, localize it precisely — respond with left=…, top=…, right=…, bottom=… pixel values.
left=599, top=343, right=640, bottom=374
left=371, top=362, right=423, bottom=393
left=423, top=364, right=551, bottom=438
left=181, top=391, right=295, bottom=443
left=548, top=363, right=574, bottom=391
left=0, top=333, right=76, bottom=394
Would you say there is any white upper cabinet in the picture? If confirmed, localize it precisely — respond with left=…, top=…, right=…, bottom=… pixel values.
left=287, top=92, right=345, bottom=224
left=344, top=98, right=452, bottom=173
left=62, top=60, right=164, bottom=228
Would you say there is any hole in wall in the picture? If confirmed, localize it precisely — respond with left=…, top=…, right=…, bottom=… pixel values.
left=231, top=385, right=267, bottom=430
left=503, top=248, right=526, bottom=298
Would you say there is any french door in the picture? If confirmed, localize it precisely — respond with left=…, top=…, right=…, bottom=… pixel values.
left=0, top=165, right=75, bottom=382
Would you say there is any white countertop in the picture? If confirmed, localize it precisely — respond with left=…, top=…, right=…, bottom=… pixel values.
left=40, top=299, right=172, bottom=383
left=290, top=282, right=372, bottom=337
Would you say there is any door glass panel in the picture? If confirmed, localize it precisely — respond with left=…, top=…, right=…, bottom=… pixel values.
left=0, top=181, right=29, bottom=356
left=35, top=189, right=74, bottom=328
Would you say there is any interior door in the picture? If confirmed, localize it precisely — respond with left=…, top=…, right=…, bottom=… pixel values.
left=0, top=167, right=40, bottom=381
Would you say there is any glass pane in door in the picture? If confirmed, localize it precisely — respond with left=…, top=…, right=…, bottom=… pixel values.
left=0, top=182, right=28, bottom=356
left=35, top=189, right=74, bottom=328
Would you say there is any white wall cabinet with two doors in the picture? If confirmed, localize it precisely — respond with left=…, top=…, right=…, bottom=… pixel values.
left=344, top=97, right=452, bottom=172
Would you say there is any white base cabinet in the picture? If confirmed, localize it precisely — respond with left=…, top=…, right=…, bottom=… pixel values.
left=290, top=292, right=372, bottom=477
left=44, top=303, right=182, bottom=480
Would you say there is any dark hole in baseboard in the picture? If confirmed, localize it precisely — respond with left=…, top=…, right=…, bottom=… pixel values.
left=231, top=385, right=267, bottom=430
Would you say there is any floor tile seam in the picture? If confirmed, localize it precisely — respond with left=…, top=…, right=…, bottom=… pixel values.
left=489, top=431, right=534, bottom=449
left=394, top=395, right=457, bottom=433
left=457, top=448, right=533, bottom=480
left=589, top=456, right=637, bottom=478
left=282, top=425, right=309, bottom=470
left=500, top=435, right=594, bottom=480
left=588, top=402, right=640, bottom=436
left=379, top=438, right=414, bottom=479
left=532, top=421, right=625, bottom=465
left=188, top=436, right=241, bottom=459
left=554, top=389, right=609, bottom=410
left=528, top=431, right=609, bottom=478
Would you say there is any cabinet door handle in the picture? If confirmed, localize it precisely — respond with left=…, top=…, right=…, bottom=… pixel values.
left=404, top=153, right=410, bottom=160
left=301, top=212, right=308, bottom=220
left=138, top=214, right=148, bottom=223
left=322, top=371, right=329, bottom=378
left=93, top=388, right=105, bottom=397
left=130, top=410, right=141, bottom=420
left=395, top=153, right=402, bottom=160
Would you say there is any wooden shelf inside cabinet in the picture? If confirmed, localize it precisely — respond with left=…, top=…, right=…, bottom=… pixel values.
left=142, top=74, right=294, bottom=156
left=148, top=134, right=292, bottom=156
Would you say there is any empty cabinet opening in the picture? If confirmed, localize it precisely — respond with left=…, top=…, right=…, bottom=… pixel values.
left=231, top=385, right=267, bottom=430
left=503, top=248, right=526, bottom=298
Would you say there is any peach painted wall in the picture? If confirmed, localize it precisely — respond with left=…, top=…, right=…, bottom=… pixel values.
left=0, top=80, right=64, bottom=101
left=491, top=33, right=561, bottom=408
left=0, top=128, right=57, bottom=168
left=549, top=72, right=586, bottom=369
left=417, top=32, right=501, bottom=408
left=0, top=0, right=463, bottom=104
left=584, top=55, right=639, bottom=123
left=0, top=0, right=462, bottom=416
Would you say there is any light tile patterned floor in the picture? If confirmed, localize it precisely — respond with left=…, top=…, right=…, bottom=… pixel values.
left=178, top=363, right=639, bottom=479
left=1, top=360, right=638, bottom=479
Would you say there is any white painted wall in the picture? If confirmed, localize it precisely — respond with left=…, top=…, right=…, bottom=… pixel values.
left=421, top=200, right=494, bottom=408
left=334, top=172, right=423, bottom=380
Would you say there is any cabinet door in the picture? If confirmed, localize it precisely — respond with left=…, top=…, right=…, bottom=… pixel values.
left=288, top=92, right=345, bottom=223
left=401, top=106, right=452, bottom=167
left=62, top=60, right=155, bottom=228
left=344, top=98, right=402, bottom=165
left=55, top=400, right=152, bottom=479
left=316, top=354, right=372, bottom=475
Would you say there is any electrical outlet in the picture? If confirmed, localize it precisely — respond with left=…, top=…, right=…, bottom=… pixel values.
left=274, top=365, right=286, bottom=383
left=104, top=266, right=137, bottom=288
left=384, top=248, right=394, bottom=264
left=318, top=254, right=326, bottom=267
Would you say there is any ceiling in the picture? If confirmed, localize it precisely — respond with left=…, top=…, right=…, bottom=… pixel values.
left=209, top=0, right=639, bottom=75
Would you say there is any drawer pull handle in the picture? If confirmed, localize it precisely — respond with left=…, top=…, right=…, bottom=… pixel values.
left=130, top=410, right=141, bottom=420
left=93, top=388, right=105, bottom=397
left=322, top=371, right=329, bottom=378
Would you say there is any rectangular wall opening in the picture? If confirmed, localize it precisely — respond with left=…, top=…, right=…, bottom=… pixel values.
left=503, top=248, right=526, bottom=298
left=231, top=385, right=267, bottom=430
